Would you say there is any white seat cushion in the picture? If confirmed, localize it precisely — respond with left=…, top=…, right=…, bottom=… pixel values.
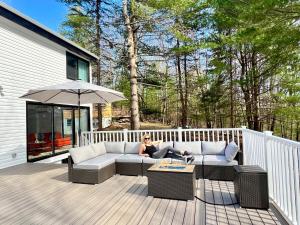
left=192, top=155, right=203, bottom=165
left=170, top=158, right=185, bottom=163
left=91, top=142, right=106, bottom=156
left=104, top=142, right=125, bottom=154
left=158, top=142, right=173, bottom=150
left=202, top=141, right=226, bottom=155
left=69, top=145, right=97, bottom=164
left=116, top=154, right=143, bottom=163
left=203, top=155, right=238, bottom=166
left=125, top=142, right=141, bottom=154
left=73, top=153, right=122, bottom=170
left=174, top=141, right=202, bottom=155
left=143, top=157, right=171, bottom=164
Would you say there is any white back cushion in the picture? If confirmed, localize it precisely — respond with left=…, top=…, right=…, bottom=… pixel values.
left=202, top=141, right=226, bottom=155
left=125, top=142, right=141, bottom=154
left=91, top=142, right=106, bottom=156
left=104, top=142, right=125, bottom=154
left=174, top=141, right=202, bottom=155
left=225, top=141, right=239, bottom=161
left=158, top=141, right=173, bottom=150
left=69, top=145, right=97, bottom=164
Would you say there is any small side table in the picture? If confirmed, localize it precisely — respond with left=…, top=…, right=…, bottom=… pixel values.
left=234, top=165, right=269, bottom=209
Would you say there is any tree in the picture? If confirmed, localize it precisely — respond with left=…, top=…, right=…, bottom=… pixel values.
left=122, top=0, right=140, bottom=130
left=59, top=0, right=115, bottom=130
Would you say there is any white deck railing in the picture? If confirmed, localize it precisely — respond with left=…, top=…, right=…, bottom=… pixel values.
left=243, top=129, right=300, bottom=225
left=80, top=127, right=299, bottom=224
left=81, top=127, right=243, bottom=148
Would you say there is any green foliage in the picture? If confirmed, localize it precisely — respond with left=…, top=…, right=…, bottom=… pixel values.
left=59, top=11, right=95, bottom=50
left=114, top=76, right=131, bottom=108
left=60, top=0, right=300, bottom=137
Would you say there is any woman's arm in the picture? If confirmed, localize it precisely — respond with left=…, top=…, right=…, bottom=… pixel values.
left=139, top=143, right=149, bottom=157
left=152, top=140, right=162, bottom=146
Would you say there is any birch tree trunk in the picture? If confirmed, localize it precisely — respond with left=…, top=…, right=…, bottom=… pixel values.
left=123, top=0, right=140, bottom=130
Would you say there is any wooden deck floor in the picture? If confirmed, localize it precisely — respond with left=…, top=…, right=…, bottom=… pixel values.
left=0, top=163, right=284, bottom=225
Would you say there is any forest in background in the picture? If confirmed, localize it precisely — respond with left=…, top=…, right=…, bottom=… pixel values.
left=58, top=0, right=300, bottom=140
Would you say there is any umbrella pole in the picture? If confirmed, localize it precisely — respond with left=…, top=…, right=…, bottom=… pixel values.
left=78, top=91, right=81, bottom=146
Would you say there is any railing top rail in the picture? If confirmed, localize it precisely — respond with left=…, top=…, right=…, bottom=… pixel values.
left=266, top=135, right=300, bottom=147
left=82, top=130, right=122, bottom=134
left=243, top=128, right=300, bottom=147
left=243, top=128, right=266, bottom=136
left=82, top=127, right=243, bottom=134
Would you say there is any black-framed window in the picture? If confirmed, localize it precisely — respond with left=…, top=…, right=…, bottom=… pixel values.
left=26, top=102, right=90, bottom=162
left=66, top=52, right=90, bottom=82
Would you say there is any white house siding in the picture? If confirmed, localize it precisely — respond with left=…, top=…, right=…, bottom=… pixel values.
left=0, top=16, right=92, bottom=169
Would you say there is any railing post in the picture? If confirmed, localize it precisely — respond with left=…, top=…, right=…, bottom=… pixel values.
left=263, top=131, right=273, bottom=170
left=263, top=130, right=273, bottom=199
left=241, top=126, right=247, bottom=164
left=178, top=127, right=182, bottom=142
left=123, top=129, right=128, bottom=142
left=90, top=132, right=94, bottom=144
left=76, top=130, right=79, bottom=147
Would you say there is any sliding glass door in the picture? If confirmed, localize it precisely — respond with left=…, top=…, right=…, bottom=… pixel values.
left=54, top=106, right=73, bottom=155
left=27, top=103, right=90, bottom=162
left=74, top=108, right=89, bottom=145
left=27, top=104, right=53, bottom=160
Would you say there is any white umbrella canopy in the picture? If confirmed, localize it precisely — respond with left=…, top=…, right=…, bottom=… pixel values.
left=20, top=80, right=126, bottom=104
left=20, top=80, right=126, bottom=145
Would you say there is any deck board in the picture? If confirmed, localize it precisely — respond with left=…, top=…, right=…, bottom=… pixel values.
left=160, top=200, right=178, bottom=225
left=0, top=163, right=283, bottom=225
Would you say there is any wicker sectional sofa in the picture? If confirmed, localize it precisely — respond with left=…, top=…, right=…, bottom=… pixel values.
left=68, top=141, right=241, bottom=184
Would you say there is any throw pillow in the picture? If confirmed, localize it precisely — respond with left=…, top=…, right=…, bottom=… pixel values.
left=225, top=141, right=239, bottom=162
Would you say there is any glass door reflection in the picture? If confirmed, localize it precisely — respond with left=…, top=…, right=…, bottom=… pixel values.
left=54, top=106, right=73, bottom=154
left=74, top=108, right=89, bottom=145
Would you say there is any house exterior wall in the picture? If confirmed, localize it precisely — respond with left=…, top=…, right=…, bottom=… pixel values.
left=0, top=16, right=92, bottom=169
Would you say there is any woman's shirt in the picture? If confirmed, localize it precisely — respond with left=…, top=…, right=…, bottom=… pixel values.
left=144, top=144, right=157, bottom=158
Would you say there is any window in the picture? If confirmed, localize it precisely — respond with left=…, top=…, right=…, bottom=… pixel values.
left=27, top=103, right=90, bottom=162
left=66, top=52, right=90, bottom=82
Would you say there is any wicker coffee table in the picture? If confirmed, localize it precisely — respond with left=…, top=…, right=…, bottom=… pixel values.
left=147, top=163, right=196, bottom=200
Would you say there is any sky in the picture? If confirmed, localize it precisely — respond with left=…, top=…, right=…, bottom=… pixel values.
left=0, top=0, right=68, bottom=32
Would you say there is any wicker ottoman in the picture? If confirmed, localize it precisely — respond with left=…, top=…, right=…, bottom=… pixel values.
left=234, top=165, right=269, bottom=209
left=147, top=164, right=195, bottom=200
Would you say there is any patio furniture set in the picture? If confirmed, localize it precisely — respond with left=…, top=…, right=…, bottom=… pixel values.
left=68, top=141, right=240, bottom=183
left=68, top=141, right=269, bottom=209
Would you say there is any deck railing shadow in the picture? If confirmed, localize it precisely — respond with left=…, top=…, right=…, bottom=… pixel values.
left=126, top=183, right=148, bottom=195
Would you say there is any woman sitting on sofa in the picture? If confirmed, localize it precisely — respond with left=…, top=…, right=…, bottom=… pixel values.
left=138, top=134, right=194, bottom=163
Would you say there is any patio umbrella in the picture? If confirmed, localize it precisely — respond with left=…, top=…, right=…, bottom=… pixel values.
left=20, top=80, right=126, bottom=144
